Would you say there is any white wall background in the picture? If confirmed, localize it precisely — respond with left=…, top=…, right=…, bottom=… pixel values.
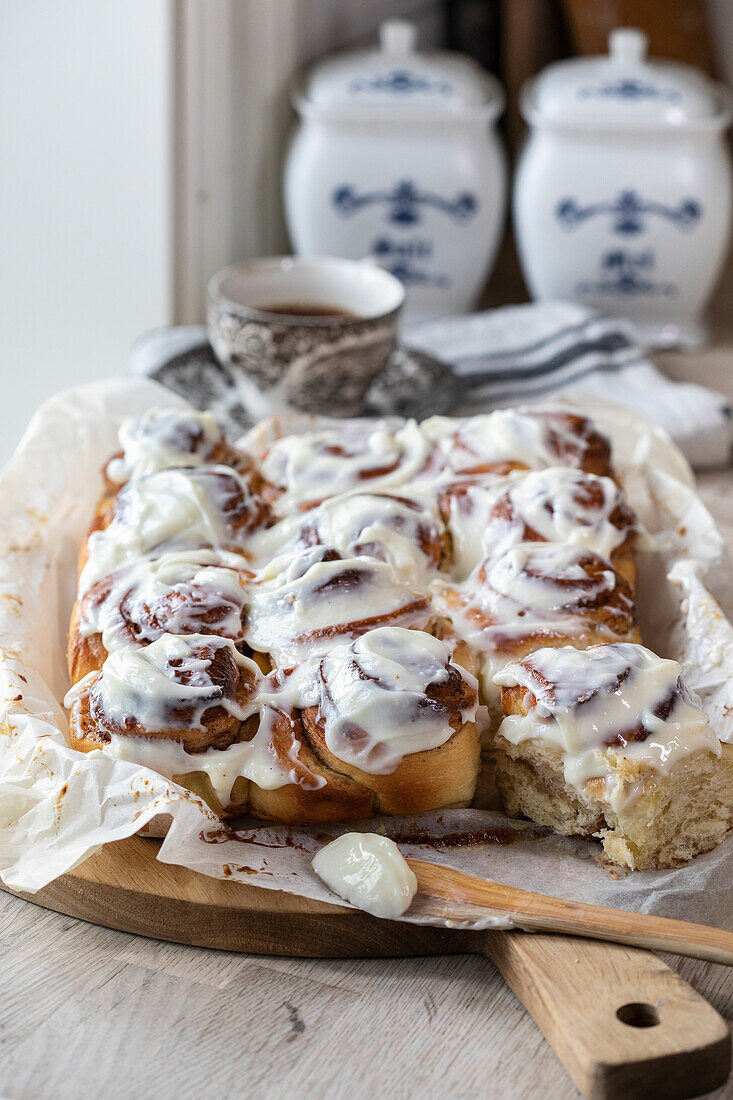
left=0, top=0, right=173, bottom=463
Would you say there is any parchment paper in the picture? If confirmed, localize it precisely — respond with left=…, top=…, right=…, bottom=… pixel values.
left=0, top=378, right=730, bottom=929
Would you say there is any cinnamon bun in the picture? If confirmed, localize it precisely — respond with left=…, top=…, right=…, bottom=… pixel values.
left=79, top=464, right=269, bottom=591
left=423, top=406, right=612, bottom=478
left=442, top=466, right=637, bottom=583
left=66, top=633, right=262, bottom=816
left=248, top=491, right=447, bottom=584
left=103, top=408, right=247, bottom=488
left=432, top=542, right=639, bottom=707
left=65, top=633, right=351, bottom=820
left=243, top=546, right=433, bottom=665
left=297, top=627, right=480, bottom=815
left=257, top=417, right=434, bottom=513
left=68, top=548, right=253, bottom=684
left=493, top=643, right=733, bottom=869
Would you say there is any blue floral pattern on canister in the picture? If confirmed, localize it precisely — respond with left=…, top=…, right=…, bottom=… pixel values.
left=332, top=180, right=478, bottom=226
left=349, top=70, right=452, bottom=95
left=578, top=79, right=681, bottom=101
left=555, top=190, right=702, bottom=235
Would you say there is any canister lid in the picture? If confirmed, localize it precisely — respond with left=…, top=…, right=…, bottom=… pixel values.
left=523, top=28, right=729, bottom=129
left=295, top=19, right=503, bottom=119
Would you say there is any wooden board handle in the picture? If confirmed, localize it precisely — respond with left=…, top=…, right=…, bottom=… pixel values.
left=483, top=932, right=731, bottom=1100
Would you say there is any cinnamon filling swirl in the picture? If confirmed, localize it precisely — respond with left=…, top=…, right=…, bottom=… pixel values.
left=81, top=465, right=270, bottom=592
left=104, top=408, right=228, bottom=484
left=311, top=627, right=479, bottom=774
left=259, top=418, right=432, bottom=512
left=423, top=407, right=612, bottom=478
left=244, top=547, right=432, bottom=663
left=79, top=549, right=252, bottom=652
left=67, top=633, right=260, bottom=751
left=434, top=542, right=635, bottom=657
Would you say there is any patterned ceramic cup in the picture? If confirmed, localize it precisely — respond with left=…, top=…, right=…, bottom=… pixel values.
left=207, top=256, right=405, bottom=417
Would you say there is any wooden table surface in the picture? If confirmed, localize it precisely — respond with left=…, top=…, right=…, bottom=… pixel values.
left=1, top=355, right=732, bottom=1100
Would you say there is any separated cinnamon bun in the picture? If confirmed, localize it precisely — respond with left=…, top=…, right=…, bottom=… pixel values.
left=68, top=548, right=253, bottom=685
left=297, top=627, right=480, bottom=815
left=493, top=643, right=732, bottom=869
left=243, top=546, right=433, bottom=665
left=442, top=467, right=638, bottom=583
left=79, top=464, right=270, bottom=592
left=423, top=407, right=612, bottom=478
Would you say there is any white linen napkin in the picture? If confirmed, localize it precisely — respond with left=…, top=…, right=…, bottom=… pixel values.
left=405, top=302, right=733, bottom=470
left=131, top=303, right=733, bottom=470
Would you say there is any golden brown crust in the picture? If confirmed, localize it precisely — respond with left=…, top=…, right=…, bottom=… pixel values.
left=67, top=599, right=107, bottom=684
left=301, top=706, right=480, bottom=816
left=247, top=721, right=376, bottom=824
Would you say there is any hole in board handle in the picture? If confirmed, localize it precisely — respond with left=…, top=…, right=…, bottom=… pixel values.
left=616, top=1002, right=660, bottom=1028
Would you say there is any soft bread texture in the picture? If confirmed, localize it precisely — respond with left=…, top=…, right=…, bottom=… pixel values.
left=495, top=682, right=733, bottom=870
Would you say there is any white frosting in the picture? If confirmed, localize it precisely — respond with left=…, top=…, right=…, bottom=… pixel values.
left=107, top=409, right=224, bottom=483
left=248, top=491, right=444, bottom=585
left=434, top=542, right=629, bottom=648
left=67, top=632, right=260, bottom=733
left=80, top=548, right=251, bottom=651
left=487, top=543, right=617, bottom=617
left=244, top=547, right=432, bottom=664
left=423, top=407, right=599, bottom=472
left=505, top=468, right=629, bottom=557
left=316, top=627, right=478, bottom=774
left=495, top=643, right=720, bottom=804
left=260, top=419, right=431, bottom=512
left=432, top=542, right=633, bottom=706
left=312, top=833, right=417, bottom=918
left=443, top=474, right=520, bottom=581
left=80, top=466, right=257, bottom=592
left=446, top=467, right=632, bottom=581
left=103, top=703, right=324, bottom=802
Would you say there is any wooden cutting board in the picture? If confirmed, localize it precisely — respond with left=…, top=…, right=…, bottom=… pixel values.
left=2, top=834, right=730, bottom=1099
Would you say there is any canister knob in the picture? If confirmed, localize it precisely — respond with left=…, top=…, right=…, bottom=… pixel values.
left=608, top=28, right=648, bottom=65
left=379, top=20, right=417, bottom=55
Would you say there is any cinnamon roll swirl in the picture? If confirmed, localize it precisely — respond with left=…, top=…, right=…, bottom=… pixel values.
left=245, top=702, right=376, bottom=824
left=249, top=491, right=447, bottom=585
left=493, top=643, right=732, bottom=869
left=423, top=407, right=612, bottom=478
left=65, top=633, right=320, bottom=819
left=257, top=417, right=433, bottom=513
left=68, top=548, right=253, bottom=685
left=103, top=408, right=246, bottom=487
left=432, top=542, right=639, bottom=706
left=298, top=627, right=480, bottom=814
left=80, top=465, right=270, bottom=592
left=243, top=546, right=433, bottom=665
left=442, top=467, right=637, bottom=583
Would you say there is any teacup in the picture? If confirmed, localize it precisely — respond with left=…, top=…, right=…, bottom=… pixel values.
left=207, top=256, right=405, bottom=417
